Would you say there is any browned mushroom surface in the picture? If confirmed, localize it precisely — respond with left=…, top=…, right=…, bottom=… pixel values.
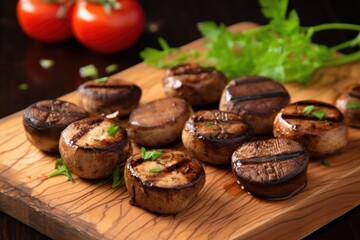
left=163, top=63, right=227, bottom=106
left=23, top=99, right=89, bottom=152
left=59, top=116, right=132, bottom=179
left=219, top=76, right=290, bottom=135
left=335, top=84, right=360, bottom=128
left=78, top=77, right=141, bottom=117
left=273, top=100, right=348, bottom=157
left=128, top=97, right=193, bottom=147
left=182, top=110, right=253, bottom=165
left=125, top=149, right=205, bottom=214
left=232, top=138, right=309, bottom=200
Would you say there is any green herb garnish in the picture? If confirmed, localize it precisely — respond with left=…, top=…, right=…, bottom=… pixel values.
left=107, top=124, right=119, bottom=136
left=140, top=0, right=360, bottom=84
left=347, top=102, right=360, bottom=109
left=49, top=158, right=74, bottom=182
left=204, top=121, right=214, bottom=126
left=321, top=160, right=331, bottom=167
left=18, top=83, right=29, bottom=90
left=95, top=77, right=109, bottom=83
left=302, top=105, right=315, bottom=114
left=98, top=0, right=121, bottom=15
left=141, top=147, right=163, bottom=160
left=112, top=164, right=125, bottom=188
left=302, top=105, right=326, bottom=120
left=105, top=64, right=119, bottom=73
left=148, top=167, right=162, bottom=173
left=79, top=64, right=99, bottom=79
left=39, top=59, right=54, bottom=69
left=312, top=110, right=326, bottom=120
left=140, top=37, right=199, bottom=68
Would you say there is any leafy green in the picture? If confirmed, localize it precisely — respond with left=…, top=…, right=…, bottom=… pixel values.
left=112, top=164, right=125, bottom=188
left=95, top=77, right=109, bottom=83
left=141, top=147, right=163, bottom=160
left=148, top=167, right=162, bottom=173
left=312, top=110, right=326, bottom=120
left=49, top=158, right=74, bottom=182
left=204, top=121, right=214, bottom=126
left=39, top=59, right=54, bottom=69
left=140, top=0, right=360, bottom=84
left=105, top=64, right=119, bottom=73
left=79, top=64, right=99, bottom=79
left=302, top=105, right=315, bottom=114
left=18, top=83, right=29, bottom=91
left=302, top=105, right=326, bottom=119
left=107, top=125, right=119, bottom=136
left=347, top=102, right=360, bottom=109
left=140, top=37, right=199, bottom=68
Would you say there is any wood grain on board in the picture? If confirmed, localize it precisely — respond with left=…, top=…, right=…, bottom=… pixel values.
left=0, top=22, right=360, bottom=240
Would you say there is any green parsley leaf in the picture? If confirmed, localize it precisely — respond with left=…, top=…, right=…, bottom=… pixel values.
left=80, top=64, right=99, bottom=79
left=107, top=125, right=119, bottom=136
left=321, top=159, right=331, bottom=167
left=18, top=83, right=29, bottom=90
left=112, top=164, right=125, bottom=188
left=140, top=37, right=199, bottom=68
left=141, top=147, right=163, bottom=160
left=148, top=167, right=162, bottom=173
left=302, top=105, right=315, bottom=114
left=105, top=64, right=119, bottom=73
left=39, top=59, right=54, bottom=69
left=140, top=0, right=360, bottom=84
left=49, top=158, right=74, bottom=182
left=204, top=121, right=214, bottom=126
left=312, top=110, right=326, bottom=120
left=347, top=102, right=360, bottom=109
left=95, top=77, right=109, bottom=83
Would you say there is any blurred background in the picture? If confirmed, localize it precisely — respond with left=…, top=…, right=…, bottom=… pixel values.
left=0, top=0, right=360, bottom=239
left=1, top=0, right=360, bottom=119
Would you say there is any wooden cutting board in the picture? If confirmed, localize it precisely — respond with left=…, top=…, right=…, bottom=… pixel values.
left=1, top=22, right=360, bottom=240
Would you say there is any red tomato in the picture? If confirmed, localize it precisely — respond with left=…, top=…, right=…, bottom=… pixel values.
left=16, top=0, right=73, bottom=43
left=71, top=0, right=145, bottom=54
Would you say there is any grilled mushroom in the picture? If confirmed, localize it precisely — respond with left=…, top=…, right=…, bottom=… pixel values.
left=232, top=138, right=309, bottom=200
left=125, top=149, right=205, bottom=214
left=273, top=100, right=348, bottom=157
left=335, top=84, right=360, bottom=128
left=182, top=110, right=253, bottom=165
left=23, top=99, right=88, bottom=152
left=163, top=63, right=227, bottom=106
left=128, top=97, right=193, bottom=147
left=219, top=76, right=290, bottom=135
left=78, top=77, right=141, bottom=117
left=59, top=116, right=132, bottom=179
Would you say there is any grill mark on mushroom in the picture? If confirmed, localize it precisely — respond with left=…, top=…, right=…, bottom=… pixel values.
left=32, top=102, right=89, bottom=119
left=293, top=101, right=337, bottom=108
left=125, top=150, right=205, bottom=213
left=233, top=150, right=306, bottom=164
left=281, top=114, right=343, bottom=123
left=348, top=86, right=360, bottom=98
left=219, top=76, right=290, bottom=135
left=82, top=84, right=138, bottom=90
left=230, top=91, right=289, bottom=102
left=274, top=100, right=348, bottom=157
left=69, top=117, right=105, bottom=145
left=142, top=159, right=197, bottom=188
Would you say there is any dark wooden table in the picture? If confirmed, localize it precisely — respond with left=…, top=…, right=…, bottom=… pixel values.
left=1, top=0, right=359, bottom=239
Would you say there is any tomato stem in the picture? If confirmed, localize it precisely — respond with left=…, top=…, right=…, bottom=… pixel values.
left=86, top=0, right=122, bottom=14
left=56, top=0, right=77, bottom=19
